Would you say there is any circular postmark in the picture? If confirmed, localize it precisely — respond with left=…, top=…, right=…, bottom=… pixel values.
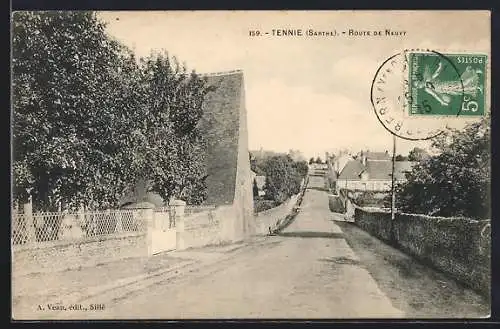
left=370, top=48, right=466, bottom=140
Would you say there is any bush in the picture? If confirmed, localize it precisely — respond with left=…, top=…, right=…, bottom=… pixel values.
left=262, top=155, right=307, bottom=203
left=394, top=116, right=490, bottom=219
left=353, top=191, right=387, bottom=207
left=328, top=194, right=345, bottom=213
left=254, top=199, right=280, bottom=213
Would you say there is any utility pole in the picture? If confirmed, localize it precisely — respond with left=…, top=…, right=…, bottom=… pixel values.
left=391, top=134, right=396, bottom=221
left=390, top=134, right=397, bottom=244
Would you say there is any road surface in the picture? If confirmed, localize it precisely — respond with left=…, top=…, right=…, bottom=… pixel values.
left=67, top=176, right=489, bottom=319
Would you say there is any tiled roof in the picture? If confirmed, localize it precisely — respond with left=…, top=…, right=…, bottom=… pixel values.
left=337, top=160, right=365, bottom=180
left=364, top=151, right=391, bottom=161
left=198, top=71, right=244, bottom=206
left=366, top=160, right=415, bottom=181
left=338, top=159, right=415, bottom=181
left=365, top=160, right=392, bottom=180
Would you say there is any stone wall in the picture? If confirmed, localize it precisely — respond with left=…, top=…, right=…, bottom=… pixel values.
left=12, top=233, right=147, bottom=276
left=254, top=194, right=300, bottom=235
left=395, top=213, right=491, bottom=296
left=353, top=208, right=491, bottom=296
left=354, top=207, right=393, bottom=242
left=183, top=205, right=240, bottom=249
left=232, top=72, right=255, bottom=239
left=198, top=71, right=254, bottom=241
left=12, top=205, right=237, bottom=275
left=185, top=222, right=224, bottom=249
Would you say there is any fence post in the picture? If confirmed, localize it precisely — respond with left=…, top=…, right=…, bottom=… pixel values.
left=145, top=207, right=155, bottom=257
left=23, top=198, right=35, bottom=243
left=115, top=209, right=123, bottom=233
left=170, top=200, right=186, bottom=250
left=77, top=205, right=85, bottom=232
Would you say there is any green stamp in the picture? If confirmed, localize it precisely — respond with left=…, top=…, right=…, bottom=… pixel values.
left=407, top=51, right=487, bottom=116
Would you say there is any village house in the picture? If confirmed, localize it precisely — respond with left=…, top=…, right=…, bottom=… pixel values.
left=250, top=170, right=266, bottom=197
left=334, top=151, right=415, bottom=193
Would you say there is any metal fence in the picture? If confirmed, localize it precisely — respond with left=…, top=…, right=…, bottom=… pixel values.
left=185, top=205, right=217, bottom=215
left=12, top=204, right=219, bottom=249
left=12, top=209, right=147, bottom=248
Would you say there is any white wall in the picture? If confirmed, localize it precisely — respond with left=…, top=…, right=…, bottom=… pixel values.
left=337, top=180, right=392, bottom=192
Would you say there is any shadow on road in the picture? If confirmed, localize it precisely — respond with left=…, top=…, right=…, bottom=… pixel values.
left=306, top=187, right=329, bottom=192
left=278, top=231, right=344, bottom=239
left=318, top=256, right=361, bottom=266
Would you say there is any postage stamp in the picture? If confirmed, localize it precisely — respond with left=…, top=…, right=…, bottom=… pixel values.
left=371, top=48, right=488, bottom=141
left=406, top=51, right=487, bottom=117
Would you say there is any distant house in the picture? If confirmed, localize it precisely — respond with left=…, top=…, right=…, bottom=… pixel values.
left=335, top=151, right=415, bottom=192
left=356, top=150, right=391, bottom=161
left=250, top=170, right=266, bottom=196
left=333, top=152, right=354, bottom=174
left=325, top=151, right=353, bottom=191
left=325, top=153, right=337, bottom=190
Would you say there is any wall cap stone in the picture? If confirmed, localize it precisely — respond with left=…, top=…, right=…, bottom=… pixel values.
left=169, top=199, right=186, bottom=206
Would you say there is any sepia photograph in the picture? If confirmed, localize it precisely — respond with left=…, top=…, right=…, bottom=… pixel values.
left=11, top=10, right=491, bottom=320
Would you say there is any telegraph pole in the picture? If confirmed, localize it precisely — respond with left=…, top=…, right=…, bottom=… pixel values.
left=391, top=134, right=396, bottom=220
left=390, top=134, right=397, bottom=244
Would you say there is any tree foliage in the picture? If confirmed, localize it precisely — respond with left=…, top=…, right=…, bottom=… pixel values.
left=262, top=155, right=307, bottom=203
left=393, top=116, right=490, bottom=219
left=407, top=147, right=430, bottom=162
left=12, top=11, right=211, bottom=210
left=395, top=154, right=407, bottom=161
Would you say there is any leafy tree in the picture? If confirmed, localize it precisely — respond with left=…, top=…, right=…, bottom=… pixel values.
left=263, top=155, right=303, bottom=203
left=408, top=147, right=430, bottom=162
left=12, top=11, right=212, bottom=210
left=395, top=154, right=407, bottom=161
left=12, top=11, right=135, bottom=211
left=136, top=51, right=212, bottom=205
left=292, top=160, right=309, bottom=178
left=309, top=157, right=315, bottom=165
left=315, top=157, right=322, bottom=164
left=393, top=115, right=490, bottom=219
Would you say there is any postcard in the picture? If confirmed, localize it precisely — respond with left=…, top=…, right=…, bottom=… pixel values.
left=11, top=10, right=491, bottom=320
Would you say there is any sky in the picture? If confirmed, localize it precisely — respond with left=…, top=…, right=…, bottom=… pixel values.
left=98, top=11, right=490, bottom=159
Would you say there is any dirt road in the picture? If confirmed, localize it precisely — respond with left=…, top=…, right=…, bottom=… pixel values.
left=56, top=176, right=489, bottom=319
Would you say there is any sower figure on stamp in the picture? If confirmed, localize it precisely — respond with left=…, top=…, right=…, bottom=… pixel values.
left=414, top=61, right=483, bottom=107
